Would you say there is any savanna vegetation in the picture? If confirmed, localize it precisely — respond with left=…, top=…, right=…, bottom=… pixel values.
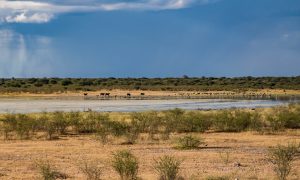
left=1, top=104, right=300, bottom=141
left=0, top=104, right=299, bottom=141
left=0, top=104, right=300, bottom=179
left=0, top=76, right=300, bottom=93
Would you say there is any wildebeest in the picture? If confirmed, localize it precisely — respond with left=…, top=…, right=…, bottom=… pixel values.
left=105, top=93, right=110, bottom=97
left=83, top=93, right=88, bottom=96
left=140, top=93, right=145, bottom=96
left=127, top=93, right=131, bottom=97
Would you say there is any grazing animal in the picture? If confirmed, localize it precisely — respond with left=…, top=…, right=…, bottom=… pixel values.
left=83, top=93, right=88, bottom=96
left=127, top=93, right=131, bottom=97
left=140, top=93, right=145, bottom=96
left=105, top=93, right=110, bottom=97
left=100, top=93, right=105, bottom=96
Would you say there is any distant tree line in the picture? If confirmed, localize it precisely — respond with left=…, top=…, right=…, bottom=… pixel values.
left=0, top=76, right=299, bottom=93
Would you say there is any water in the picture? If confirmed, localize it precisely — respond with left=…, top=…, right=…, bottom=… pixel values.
left=0, top=98, right=292, bottom=114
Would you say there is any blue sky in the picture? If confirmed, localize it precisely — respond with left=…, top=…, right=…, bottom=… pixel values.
left=0, top=0, right=299, bottom=77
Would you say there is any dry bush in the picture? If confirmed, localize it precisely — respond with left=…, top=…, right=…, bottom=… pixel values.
left=268, top=143, right=300, bottom=180
left=35, top=160, right=68, bottom=180
left=78, top=160, right=102, bottom=180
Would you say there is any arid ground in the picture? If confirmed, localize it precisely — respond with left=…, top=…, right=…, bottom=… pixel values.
left=0, top=131, right=299, bottom=179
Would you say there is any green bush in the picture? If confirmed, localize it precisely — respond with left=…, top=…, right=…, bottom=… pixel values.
left=112, top=150, right=139, bottom=180
left=268, top=143, right=300, bottom=180
left=175, top=135, right=205, bottom=150
left=154, top=155, right=182, bottom=180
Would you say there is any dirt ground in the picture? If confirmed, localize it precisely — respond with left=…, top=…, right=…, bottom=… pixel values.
left=0, top=131, right=299, bottom=180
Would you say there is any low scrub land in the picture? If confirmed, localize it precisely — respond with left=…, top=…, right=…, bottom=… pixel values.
left=0, top=104, right=300, bottom=179
left=0, top=77, right=300, bottom=94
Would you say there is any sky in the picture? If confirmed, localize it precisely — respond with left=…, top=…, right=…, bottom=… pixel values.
left=0, top=0, right=299, bottom=78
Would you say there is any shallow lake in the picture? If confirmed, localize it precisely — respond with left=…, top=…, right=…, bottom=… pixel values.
left=0, top=98, right=294, bottom=113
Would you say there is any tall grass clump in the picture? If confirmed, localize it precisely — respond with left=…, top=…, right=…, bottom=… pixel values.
left=112, top=150, right=139, bottom=180
left=268, top=143, right=300, bottom=180
left=175, top=135, right=205, bottom=150
left=154, top=155, right=182, bottom=180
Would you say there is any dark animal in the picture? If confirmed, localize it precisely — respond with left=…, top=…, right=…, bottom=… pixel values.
left=140, top=93, right=145, bottom=96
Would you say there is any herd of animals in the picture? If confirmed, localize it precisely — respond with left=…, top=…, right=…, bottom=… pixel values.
left=82, top=91, right=293, bottom=100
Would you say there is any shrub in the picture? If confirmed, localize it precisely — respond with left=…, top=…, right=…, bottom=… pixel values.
left=94, top=114, right=112, bottom=144
left=79, top=160, right=102, bottom=180
left=0, top=114, right=40, bottom=140
left=35, top=160, right=68, bottom=180
left=248, top=112, right=264, bottom=131
left=43, top=118, right=58, bottom=140
left=161, top=109, right=185, bottom=140
left=124, top=120, right=141, bottom=144
left=213, top=110, right=253, bottom=132
left=112, top=150, right=139, bottom=180
left=0, top=114, right=18, bottom=140
left=277, top=106, right=300, bottom=129
left=179, top=112, right=212, bottom=133
left=77, top=112, right=98, bottom=133
left=175, top=135, right=205, bottom=150
left=15, top=114, right=35, bottom=139
left=267, top=116, right=286, bottom=132
left=65, top=112, right=81, bottom=133
left=154, top=155, right=182, bottom=180
left=268, top=143, right=300, bottom=180
left=131, top=112, right=161, bottom=140
left=51, top=112, right=69, bottom=135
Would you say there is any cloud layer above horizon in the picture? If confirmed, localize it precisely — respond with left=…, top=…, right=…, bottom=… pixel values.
left=0, top=0, right=213, bottom=23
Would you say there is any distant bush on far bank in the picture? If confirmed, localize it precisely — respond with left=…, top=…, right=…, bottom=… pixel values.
left=0, top=76, right=300, bottom=93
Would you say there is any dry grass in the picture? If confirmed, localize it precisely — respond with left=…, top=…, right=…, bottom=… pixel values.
left=0, top=131, right=299, bottom=179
